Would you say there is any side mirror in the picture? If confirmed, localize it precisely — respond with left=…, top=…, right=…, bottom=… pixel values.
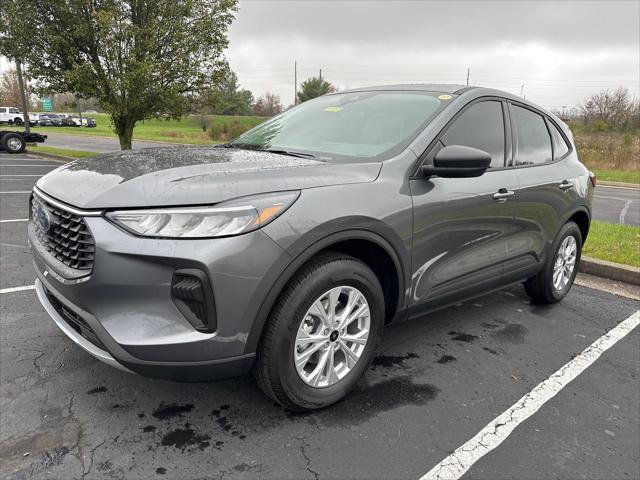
left=421, top=145, right=491, bottom=178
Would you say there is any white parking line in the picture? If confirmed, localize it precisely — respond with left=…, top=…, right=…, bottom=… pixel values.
left=619, top=200, right=633, bottom=224
left=420, top=309, right=640, bottom=480
left=0, top=219, right=28, bottom=223
left=0, top=175, right=42, bottom=177
left=0, top=191, right=31, bottom=194
left=0, top=284, right=36, bottom=294
left=0, top=164, right=57, bottom=167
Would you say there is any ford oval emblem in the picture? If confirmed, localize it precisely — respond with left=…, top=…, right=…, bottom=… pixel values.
left=37, top=205, right=51, bottom=233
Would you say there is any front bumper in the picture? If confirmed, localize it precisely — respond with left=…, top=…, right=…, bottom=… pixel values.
left=30, top=199, right=291, bottom=381
left=35, top=278, right=132, bottom=373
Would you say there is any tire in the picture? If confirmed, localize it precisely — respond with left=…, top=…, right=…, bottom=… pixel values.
left=524, top=221, right=582, bottom=304
left=0, top=133, right=26, bottom=154
left=254, top=251, right=385, bottom=412
left=13, top=117, right=23, bottom=126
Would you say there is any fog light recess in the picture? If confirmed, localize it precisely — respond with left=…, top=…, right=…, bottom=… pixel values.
left=171, top=269, right=217, bottom=333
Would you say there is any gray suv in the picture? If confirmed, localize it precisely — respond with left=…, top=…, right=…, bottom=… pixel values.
left=29, top=85, right=594, bottom=411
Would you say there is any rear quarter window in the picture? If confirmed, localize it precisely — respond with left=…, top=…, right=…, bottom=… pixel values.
left=549, top=121, right=570, bottom=159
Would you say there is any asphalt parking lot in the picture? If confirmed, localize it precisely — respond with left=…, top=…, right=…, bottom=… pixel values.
left=1, top=152, right=639, bottom=480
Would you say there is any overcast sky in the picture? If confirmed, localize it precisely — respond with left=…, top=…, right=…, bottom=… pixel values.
left=227, top=0, right=640, bottom=110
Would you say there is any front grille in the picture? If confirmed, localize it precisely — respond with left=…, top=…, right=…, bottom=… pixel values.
left=44, top=288, right=106, bottom=350
left=31, top=194, right=95, bottom=273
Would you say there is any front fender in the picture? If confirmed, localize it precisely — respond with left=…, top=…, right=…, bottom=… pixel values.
left=244, top=223, right=409, bottom=353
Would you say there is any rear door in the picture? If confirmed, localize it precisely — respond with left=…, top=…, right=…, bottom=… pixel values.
left=505, top=102, right=576, bottom=282
left=409, top=98, right=519, bottom=315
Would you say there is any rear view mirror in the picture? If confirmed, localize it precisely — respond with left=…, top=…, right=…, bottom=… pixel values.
left=422, top=145, right=491, bottom=178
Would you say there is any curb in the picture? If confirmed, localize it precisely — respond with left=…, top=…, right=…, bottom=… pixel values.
left=25, top=149, right=74, bottom=163
left=579, top=256, right=639, bottom=286
left=599, top=180, right=639, bottom=189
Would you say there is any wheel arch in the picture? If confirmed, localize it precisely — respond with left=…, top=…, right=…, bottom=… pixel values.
left=245, top=228, right=407, bottom=353
left=566, top=207, right=591, bottom=243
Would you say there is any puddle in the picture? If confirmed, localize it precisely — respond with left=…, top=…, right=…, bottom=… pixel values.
left=86, top=386, right=107, bottom=395
left=152, top=403, right=194, bottom=420
left=491, top=324, right=528, bottom=344
left=436, top=355, right=456, bottom=364
left=448, top=331, right=478, bottom=343
left=371, top=352, right=419, bottom=368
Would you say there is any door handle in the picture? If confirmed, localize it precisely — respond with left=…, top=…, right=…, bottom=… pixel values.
left=559, top=180, right=574, bottom=191
left=493, top=188, right=515, bottom=201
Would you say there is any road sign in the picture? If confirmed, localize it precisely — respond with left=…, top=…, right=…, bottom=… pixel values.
left=42, top=98, right=53, bottom=112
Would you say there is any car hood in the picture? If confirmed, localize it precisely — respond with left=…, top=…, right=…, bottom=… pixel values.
left=37, top=146, right=382, bottom=209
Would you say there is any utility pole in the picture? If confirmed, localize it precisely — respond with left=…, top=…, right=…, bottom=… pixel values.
left=15, top=60, right=30, bottom=133
left=319, top=69, right=322, bottom=81
left=466, top=67, right=470, bottom=86
left=294, top=60, right=298, bottom=106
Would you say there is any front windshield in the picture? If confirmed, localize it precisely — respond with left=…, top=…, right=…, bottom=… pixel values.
left=230, top=91, right=452, bottom=161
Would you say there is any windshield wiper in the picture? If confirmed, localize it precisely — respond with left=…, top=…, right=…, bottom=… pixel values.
left=217, top=144, right=317, bottom=159
left=264, top=149, right=316, bottom=159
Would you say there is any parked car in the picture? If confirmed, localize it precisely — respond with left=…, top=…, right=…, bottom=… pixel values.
left=0, top=130, right=47, bottom=153
left=29, top=85, right=594, bottom=411
left=60, top=115, right=81, bottom=127
left=60, top=115, right=97, bottom=127
left=38, top=114, right=63, bottom=126
left=28, top=113, right=40, bottom=126
left=0, top=106, right=26, bottom=125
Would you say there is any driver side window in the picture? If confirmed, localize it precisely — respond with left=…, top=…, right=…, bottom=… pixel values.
left=441, top=101, right=506, bottom=168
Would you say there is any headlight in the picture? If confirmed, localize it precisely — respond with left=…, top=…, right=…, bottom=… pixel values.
left=106, top=191, right=299, bottom=238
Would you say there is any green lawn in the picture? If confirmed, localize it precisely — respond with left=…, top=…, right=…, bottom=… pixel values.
left=583, top=221, right=640, bottom=267
left=28, top=145, right=97, bottom=158
left=32, top=113, right=266, bottom=144
left=592, top=169, right=640, bottom=185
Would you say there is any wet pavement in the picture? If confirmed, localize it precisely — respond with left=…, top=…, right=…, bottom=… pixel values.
left=1, top=153, right=638, bottom=479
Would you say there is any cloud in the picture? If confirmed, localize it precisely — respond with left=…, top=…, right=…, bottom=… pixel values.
left=227, top=0, right=640, bottom=108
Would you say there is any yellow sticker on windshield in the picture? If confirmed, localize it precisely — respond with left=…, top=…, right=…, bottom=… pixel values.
left=324, top=106, right=343, bottom=112
left=438, top=94, right=452, bottom=100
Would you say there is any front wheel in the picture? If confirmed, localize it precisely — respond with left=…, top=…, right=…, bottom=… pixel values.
left=524, top=221, right=582, bottom=304
left=254, top=252, right=384, bottom=411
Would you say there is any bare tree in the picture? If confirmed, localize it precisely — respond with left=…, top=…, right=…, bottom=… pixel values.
left=580, top=87, right=639, bottom=129
left=253, top=92, right=283, bottom=117
left=0, top=69, right=28, bottom=108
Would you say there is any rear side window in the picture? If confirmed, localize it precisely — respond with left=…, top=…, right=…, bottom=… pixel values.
left=512, top=105, right=552, bottom=165
left=549, top=121, right=570, bottom=159
left=441, top=101, right=505, bottom=168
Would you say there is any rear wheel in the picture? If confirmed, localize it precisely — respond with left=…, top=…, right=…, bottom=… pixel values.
left=12, top=117, right=23, bottom=126
left=254, top=252, right=384, bottom=411
left=524, top=221, right=582, bottom=304
left=0, top=133, right=26, bottom=154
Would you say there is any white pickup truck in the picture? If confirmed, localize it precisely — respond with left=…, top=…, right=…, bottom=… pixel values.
left=0, top=106, right=25, bottom=125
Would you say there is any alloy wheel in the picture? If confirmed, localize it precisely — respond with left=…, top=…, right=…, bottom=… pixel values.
left=294, top=286, right=371, bottom=388
left=552, top=235, right=577, bottom=291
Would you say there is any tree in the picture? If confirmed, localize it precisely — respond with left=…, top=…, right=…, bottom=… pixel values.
left=253, top=92, right=283, bottom=116
left=206, top=69, right=254, bottom=115
left=0, top=69, right=26, bottom=108
left=580, top=87, right=639, bottom=130
left=0, top=0, right=238, bottom=149
left=297, top=77, right=336, bottom=103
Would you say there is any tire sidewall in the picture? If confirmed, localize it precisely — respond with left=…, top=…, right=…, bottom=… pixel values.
left=546, top=222, right=582, bottom=301
left=275, top=260, right=384, bottom=410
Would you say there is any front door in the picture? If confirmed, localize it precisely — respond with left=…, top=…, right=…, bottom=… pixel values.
left=408, top=99, right=518, bottom=316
